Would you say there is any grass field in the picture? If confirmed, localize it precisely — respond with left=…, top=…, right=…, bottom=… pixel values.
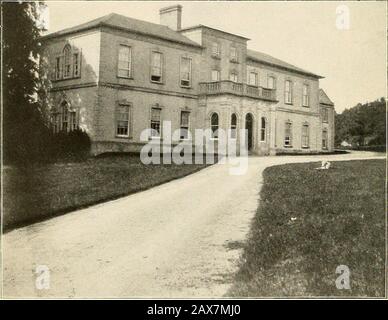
left=3, top=154, right=208, bottom=231
left=229, top=159, right=386, bottom=297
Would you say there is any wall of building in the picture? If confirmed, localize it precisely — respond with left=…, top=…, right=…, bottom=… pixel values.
left=50, top=86, right=99, bottom=138
left=181, top=27, right=248, bottom=83
left=92, top=85, right=205, bottom=154
left=246, top=60, right=321, bottom=113
left=43, top=30, right=102, bottom=87
left=274, top=110, right=321, bottom=153
left=43, top=22, right=334, bottom=156
left=99, top=28, right=202, bottom=95
left=203, top=95, right=274, bottom=155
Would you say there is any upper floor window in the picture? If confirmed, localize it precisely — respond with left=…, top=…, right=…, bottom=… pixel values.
left=151, top=51, right=163, bottom=83
left=230, top=113, right=237, bottom=139
left=302, top=84, right=309, bottom=107
left=230, top=46, right=238, bottom=62
left=63, top=45, right=72, bottom=78
left=54, top=45, right=81, bottom=81
left=230, top=71, right=238, bottom=83
left=73, top=52, right=80, bottom=77
left=180, top=111, right=190, bottom=140
left=267, top=76, right=276, bottom=89
left=211, top=70, right=220, bottom=82
left=284, top=80, right=293, bottom=104
left=284, top=121, right=293, bottom=147
left=212, top=42, right=220, bottom=57
left=211, top=113, right=219, bottom=139
left=323, top=108, right=329, bottom=122
left=180, top=57, right=192, bottom=87
left=118, top=45, right=132, bottom=78
left=150, top=107, right=162, bottom=138
left=260, top=117, right=266, bottom=142
left=302, top=123, right=309, bottom=148
left=248, top=72, right=258, bottom=86
left=55, top=57, right=62, bottom=80
left=116, top=104, right=131, bottom=137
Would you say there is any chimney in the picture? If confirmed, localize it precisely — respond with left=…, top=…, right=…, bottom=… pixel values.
left=159, top=5, right=182, bottom=31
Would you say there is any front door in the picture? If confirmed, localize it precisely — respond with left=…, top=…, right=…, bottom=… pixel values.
left=245, top=113, right=253, bottom=151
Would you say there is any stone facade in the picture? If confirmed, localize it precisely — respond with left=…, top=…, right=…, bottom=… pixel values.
left=42, top=5, right=335, bottom=156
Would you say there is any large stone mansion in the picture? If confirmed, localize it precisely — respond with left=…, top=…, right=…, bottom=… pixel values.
left=42, top=5, right=335, bottom=155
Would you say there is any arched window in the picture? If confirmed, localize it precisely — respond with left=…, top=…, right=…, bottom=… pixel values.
left=63, top=45, right=72, bottom=78
left=211, top=113, right=219, bottom=139
left=230, top=113, right=237, bottom=139
left=53, top=101, right=77, bottom=133
left=260, top=117, right=266, bottom=142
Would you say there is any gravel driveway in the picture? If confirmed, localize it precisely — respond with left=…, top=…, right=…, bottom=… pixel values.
left=2, top=151, right=384, bottom=298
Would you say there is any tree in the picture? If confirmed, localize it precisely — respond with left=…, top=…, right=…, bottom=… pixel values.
left=335, top=98, right=386, bottom=147
left=2, top=1, right=51, bottom=164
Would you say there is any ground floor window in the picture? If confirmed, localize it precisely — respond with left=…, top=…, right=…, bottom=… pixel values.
left=151, top=107, right=162, bottom=138
left=52, top=101, right=77, bottom=133
left=284, top=122, right=292, bottom=147
left=302, top=124, right=309, bottom=148
left=230, top=113, right=237, bottom=139
left=211, top=113, right=219, bottom=139
left=322, top=130, right=328, bottom=149
left=260, top=117, right=266, bottom=142
left=116, top=104, right=130, bottom=137
left=180, top=111, right=190, bottom=140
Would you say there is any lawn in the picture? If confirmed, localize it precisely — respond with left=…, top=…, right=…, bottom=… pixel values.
left=229, top=159, right=386, bottom=297
left=3, top=154, right=208, bottom=231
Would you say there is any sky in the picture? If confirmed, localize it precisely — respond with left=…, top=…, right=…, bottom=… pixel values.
left=44, top=1, right=386, bottom=113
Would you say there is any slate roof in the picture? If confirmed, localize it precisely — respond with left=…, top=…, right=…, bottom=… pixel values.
left=247, top=49, right=323, bottom=79
left=319, top=89, right=334, bottom=106
left=41, top=13, right=202, bottom=48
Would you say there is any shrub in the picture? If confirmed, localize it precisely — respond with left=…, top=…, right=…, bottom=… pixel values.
left=52, top=128, right=91, bottom=161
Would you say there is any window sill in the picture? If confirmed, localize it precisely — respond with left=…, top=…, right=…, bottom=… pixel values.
left=230, top=59, right=239, bottom=64
left=301, top=146, right=310, bottom=149
left=284, top=102, right=293, bottom=105
left=211, top=55, right=221, bottom=60
left=116, top=135, right=131, bottom=139
left=52, top=75, right=81, bottom=82
left=180, top=85, right=192, bottom=89
left=284, top=145, right=293, bottom=148
left=150, top=80, right=164, bottom=85
left=117, top=75, right=134, bottom=80
left=302, top=105, right=310, bottom=108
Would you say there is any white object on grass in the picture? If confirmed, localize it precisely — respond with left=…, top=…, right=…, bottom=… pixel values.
left=315, top=160, right=331, bottom=170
